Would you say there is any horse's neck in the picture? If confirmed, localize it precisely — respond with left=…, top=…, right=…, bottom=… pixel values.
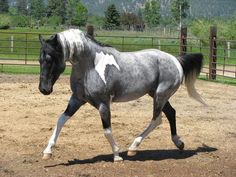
left=71, top=42, right=94, bottom=71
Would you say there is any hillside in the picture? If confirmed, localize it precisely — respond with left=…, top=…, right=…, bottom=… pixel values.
left=6, top=0, right=236, bottom=18
left=81, top=0, right=236, bottom=18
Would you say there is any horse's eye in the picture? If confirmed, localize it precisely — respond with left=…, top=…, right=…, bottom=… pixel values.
left=45, top=54, right=52, bottom=63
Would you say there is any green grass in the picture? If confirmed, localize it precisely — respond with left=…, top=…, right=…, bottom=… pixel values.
left=0, top=64, right=72, bottom=75
left=199, top=75, right=236, bottom=86
left=1, top=65, right=40, bottom=74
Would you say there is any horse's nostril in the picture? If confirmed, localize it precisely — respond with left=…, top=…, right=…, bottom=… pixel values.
left=39, top=87, right=52, bottom=95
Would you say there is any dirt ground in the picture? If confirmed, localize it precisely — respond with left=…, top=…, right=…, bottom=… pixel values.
left=0, top=74, right=235, bottom=177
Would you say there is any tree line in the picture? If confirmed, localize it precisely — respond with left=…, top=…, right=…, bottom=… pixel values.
left=103, top=0, right=190, bottom=30
left=0, top=0, right=88, bottom=28
left=0, top=0, right=204, bottom=31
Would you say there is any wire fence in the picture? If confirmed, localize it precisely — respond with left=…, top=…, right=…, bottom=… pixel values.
left=0, top=28, right=235, bottom=82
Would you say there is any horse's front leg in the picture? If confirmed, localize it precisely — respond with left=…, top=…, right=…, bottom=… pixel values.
left=42, top=95, right=86, bottom=160
left=98, top=103, right=123, bottom=162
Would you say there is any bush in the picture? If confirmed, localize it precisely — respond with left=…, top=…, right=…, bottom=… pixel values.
left=87, top=16, right=104, bottom=28
left=47, top=16, right=62, bottom=26
left=11, top=15, right=31, bottom=27
left=189, top=18, right=236, bottom=41
left=0, top=14, right=11, bottom=29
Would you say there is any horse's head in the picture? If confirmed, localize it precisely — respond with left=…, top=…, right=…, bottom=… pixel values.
left=38, top=34, right=65, bottom=95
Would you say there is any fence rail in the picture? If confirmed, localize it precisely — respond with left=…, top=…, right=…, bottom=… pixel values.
left=0, top=27, right=235, bottom=82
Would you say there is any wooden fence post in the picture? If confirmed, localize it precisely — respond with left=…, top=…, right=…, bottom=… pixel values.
left=25, top=33, right=28, bottom=65
left=86, top=25, right=94, bottom=38
left=180, top=27, right=187, bottom=55
left=209, top=26, right=217, bottom=80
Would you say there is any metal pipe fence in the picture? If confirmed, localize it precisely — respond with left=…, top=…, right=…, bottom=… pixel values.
left=0, top=28, right=235, bottom=82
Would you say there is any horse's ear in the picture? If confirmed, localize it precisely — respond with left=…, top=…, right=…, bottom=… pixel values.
left=52, top=34, right=58, bottom=44
left=48, top=34, right=59, bottom=47
left=39, top=34, right=45, bottom=45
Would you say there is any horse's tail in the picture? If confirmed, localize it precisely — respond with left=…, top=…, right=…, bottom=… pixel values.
left=178, top=53, right=206, bottom=105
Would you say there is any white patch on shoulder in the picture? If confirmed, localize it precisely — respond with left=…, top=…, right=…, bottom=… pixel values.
left=94, top=52, right=120, bottom=84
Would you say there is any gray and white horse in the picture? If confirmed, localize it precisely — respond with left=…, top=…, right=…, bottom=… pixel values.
left=39, top=29, right=205, bottom=161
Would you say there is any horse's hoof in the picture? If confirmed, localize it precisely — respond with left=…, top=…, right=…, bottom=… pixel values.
left=114, top=156, right=123, bottom=162
left=127, top=150, right=137, bottom=157
left=178, top=142, right=185, bottom=151
left=42, top=153, right=52, bottom=160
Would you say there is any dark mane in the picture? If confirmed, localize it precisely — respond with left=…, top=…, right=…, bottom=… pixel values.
left=85, top=33, right=112, bottom=48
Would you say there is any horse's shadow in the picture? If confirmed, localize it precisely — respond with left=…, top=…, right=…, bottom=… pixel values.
left=44, top=144, right=217, bottom=168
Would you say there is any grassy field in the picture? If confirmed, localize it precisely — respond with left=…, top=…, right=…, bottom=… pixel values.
left=0, top=64, right=72, bottom=75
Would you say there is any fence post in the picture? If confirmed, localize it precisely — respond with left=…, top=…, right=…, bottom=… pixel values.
left=86, top=25, right=94, bottom=38
left=25, top=33, right=28, bottom=65
left=11, top=36, right=14, bottom=53
left=227, top=41, right=230, bottom=58
left=180, top=27, right=187, bottom=55
left=209, top=26, right=217, bottom=80
left=158, top=40, right=161, bottom=50
left=122, top=36, right=125, bottom=52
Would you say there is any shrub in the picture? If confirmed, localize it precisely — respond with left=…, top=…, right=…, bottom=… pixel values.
left=47, top=15, right=62, bottom=26
left=0, top=14, right=11, bottom=29
left=11, top=15, right=31, bottom=27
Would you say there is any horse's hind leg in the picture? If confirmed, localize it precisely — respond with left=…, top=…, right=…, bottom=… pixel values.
left=128, top=88, right=169, bottom=156
left=163, top=101, right=184, bottom=150
left=42, top=95, right=85, bottom=160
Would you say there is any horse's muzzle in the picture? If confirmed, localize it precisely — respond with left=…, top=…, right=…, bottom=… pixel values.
left=39, top=88, right=52, bottom=95
left=39, top=84, right=53, bottom=95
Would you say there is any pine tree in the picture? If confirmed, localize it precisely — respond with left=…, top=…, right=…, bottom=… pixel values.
left=104, top=4, right=120, bottom=30
left=0, top=0, right=9, bottom=13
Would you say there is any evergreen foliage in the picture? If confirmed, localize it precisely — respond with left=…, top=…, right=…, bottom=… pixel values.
left=104, top=4, right=120, bottom=30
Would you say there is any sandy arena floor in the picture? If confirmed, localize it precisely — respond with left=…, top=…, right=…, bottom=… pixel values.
left=0, top=74, right=235, bottom=177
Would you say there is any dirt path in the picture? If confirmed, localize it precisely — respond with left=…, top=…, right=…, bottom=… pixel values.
left=0, top=74, right=235, bottom=177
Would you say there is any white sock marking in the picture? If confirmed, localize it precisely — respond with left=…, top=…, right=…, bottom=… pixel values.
left=129, top=118, right=161, bottom=151
left=43, top=114, right=70, bottom=154
left=94, top=52, right=120, bottom=84
left=172, top=135, right=183, bottom=147
left=104, top=128, right=122, bottom=160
